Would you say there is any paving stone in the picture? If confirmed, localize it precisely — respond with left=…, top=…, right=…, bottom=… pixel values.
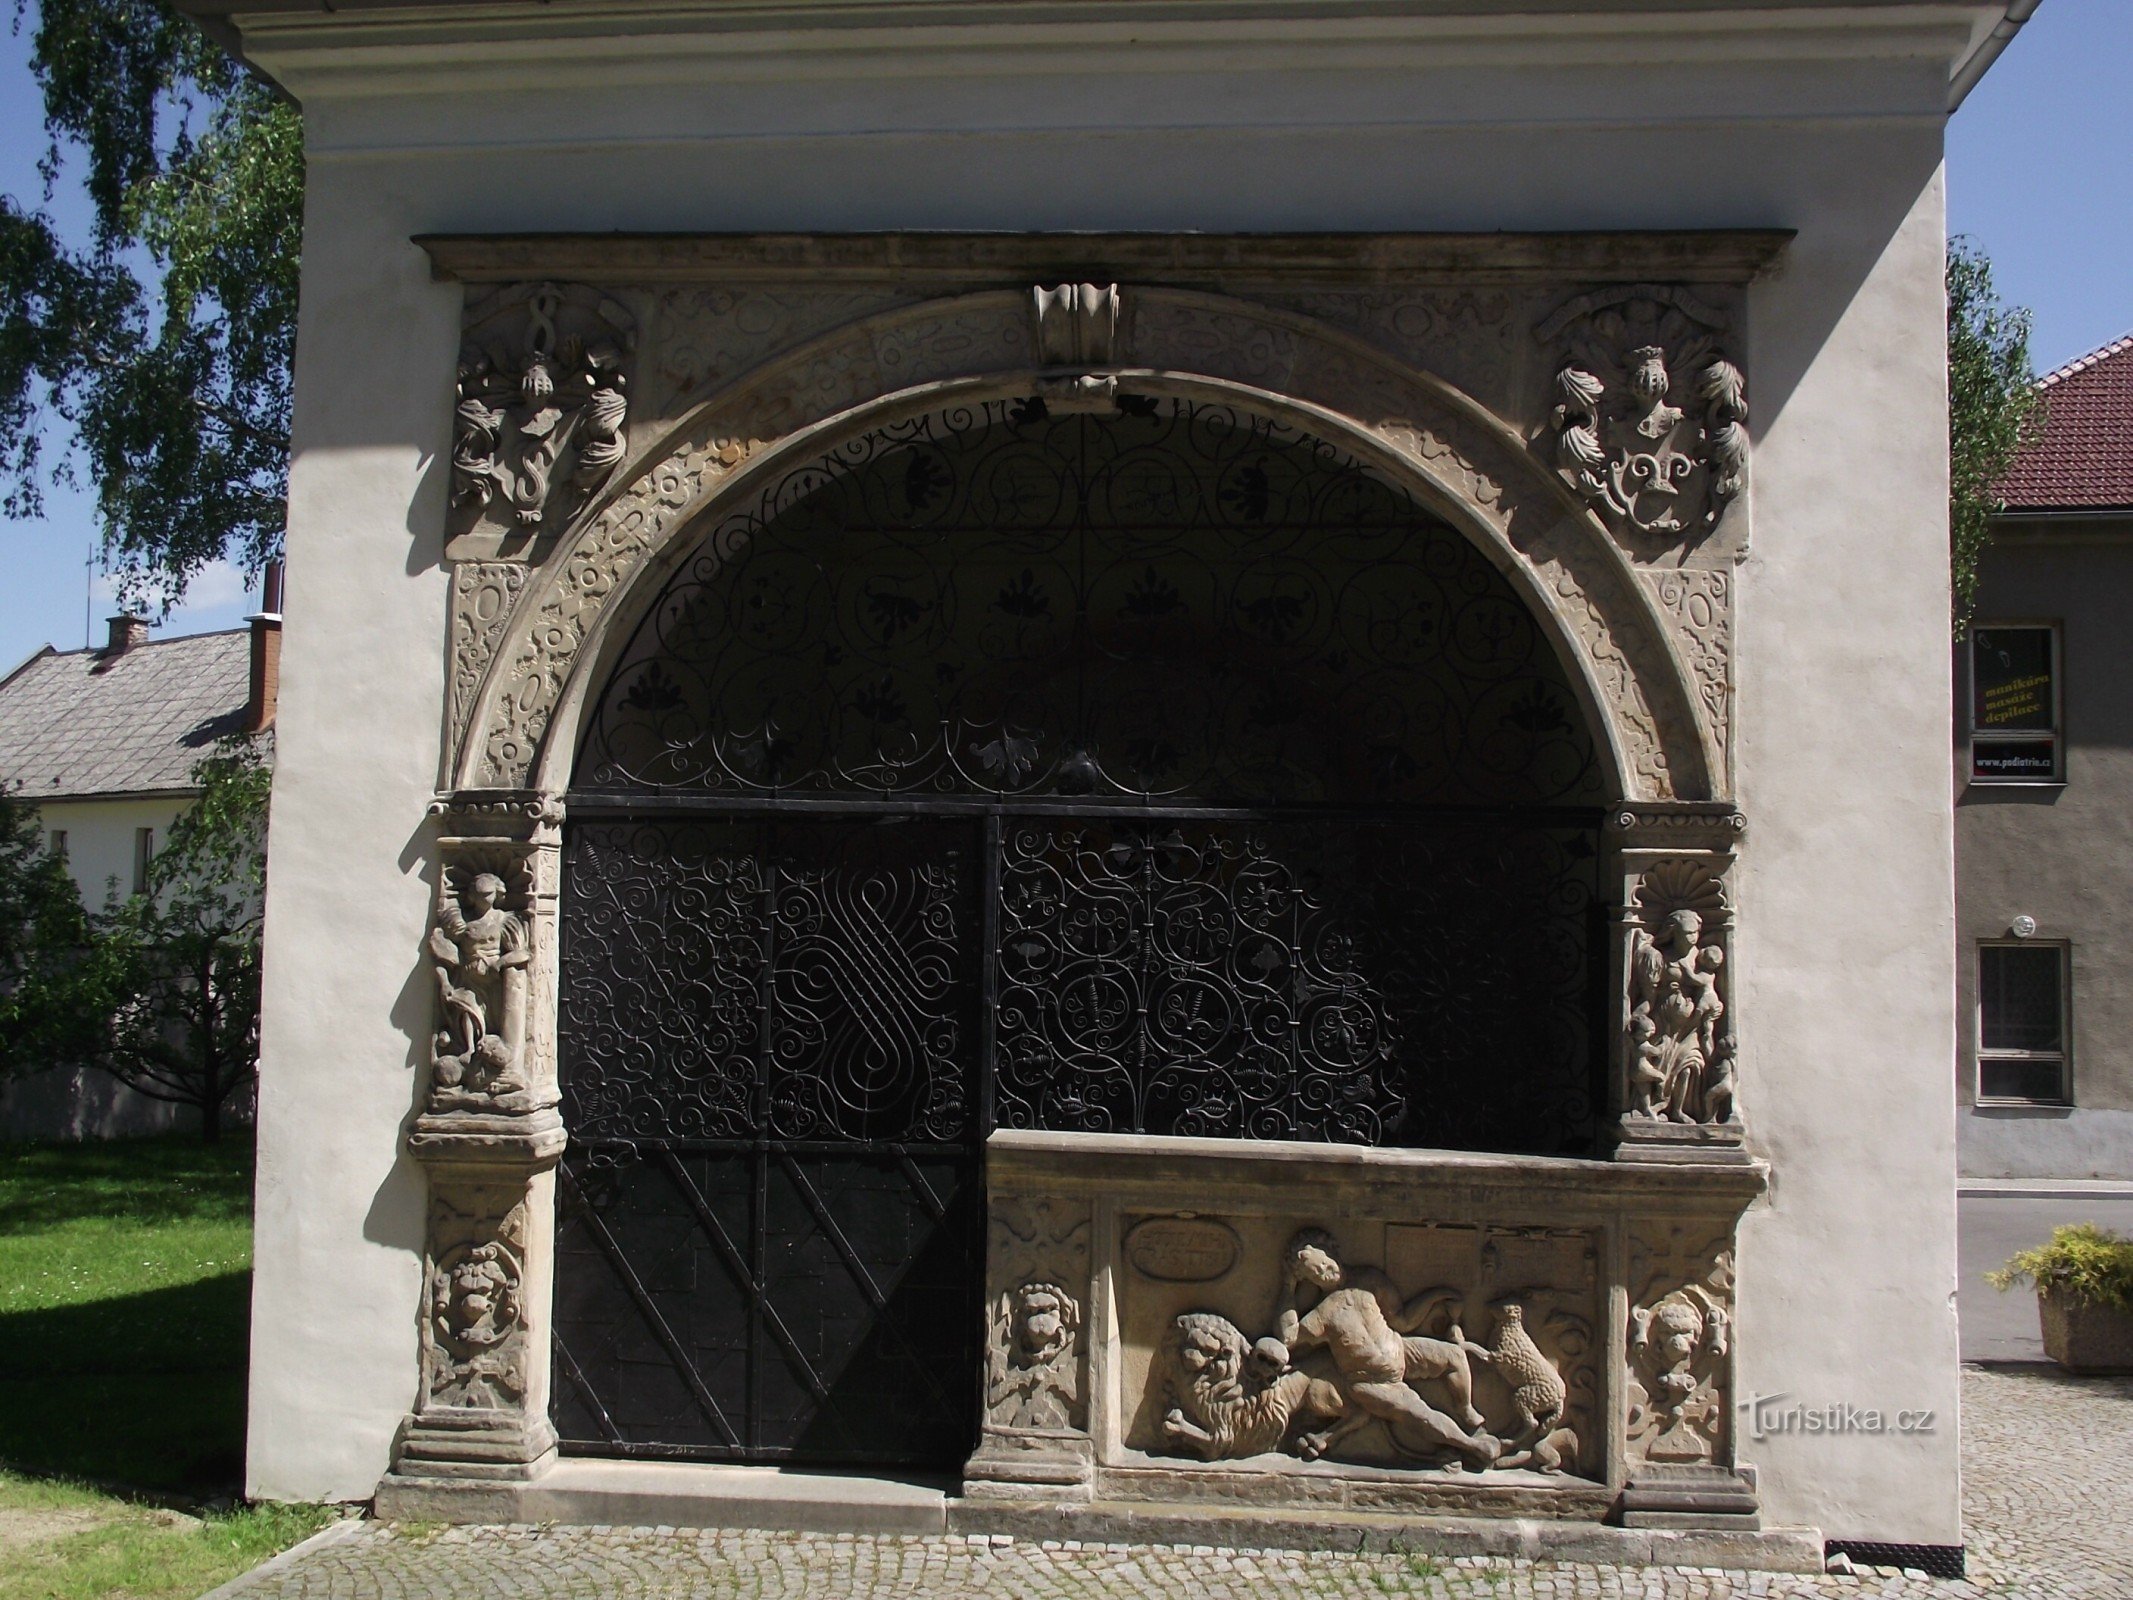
left=213, top=1367, right=2132, bottom=1600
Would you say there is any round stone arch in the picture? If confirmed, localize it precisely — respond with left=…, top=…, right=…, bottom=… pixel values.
left=450, top=287, right=1715, bottom=804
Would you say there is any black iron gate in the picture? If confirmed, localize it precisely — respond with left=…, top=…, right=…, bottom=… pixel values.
left=551, top=398, right=1608, bottom=1469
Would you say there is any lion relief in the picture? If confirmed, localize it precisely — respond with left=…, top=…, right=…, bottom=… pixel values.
left=1159, top=1311, right=1346, bottom=1461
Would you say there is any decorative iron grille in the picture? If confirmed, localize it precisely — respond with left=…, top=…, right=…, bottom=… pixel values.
left=554, top=397, right=1609, bottom=1467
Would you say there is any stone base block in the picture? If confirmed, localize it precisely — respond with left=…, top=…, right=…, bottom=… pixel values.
left=395, top=1409, right=558, bottom=1481
left=1617, top=1464, right=1761, bottom=1529
left=374, top=1459, right=952, bottom=1535
left=963, top=1429, right=1094, bottom=1497
left=946, top=1497, right=1825, bottom=1571
left=1613, top=1119, right=1753, bottom=1165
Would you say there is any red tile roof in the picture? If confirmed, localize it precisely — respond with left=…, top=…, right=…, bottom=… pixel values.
left=1996, top=333, right=2133, bottom=511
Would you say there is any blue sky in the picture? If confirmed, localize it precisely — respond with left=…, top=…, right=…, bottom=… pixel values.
left=1, top=1, right=2128, bottom=671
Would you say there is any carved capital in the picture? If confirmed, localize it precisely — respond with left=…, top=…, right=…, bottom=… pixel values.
left=451, top=282, right=636, bottom=549
left=1030, top=282, right=1121, bottom=368
left=1537, top=285, right=1747, bottom=551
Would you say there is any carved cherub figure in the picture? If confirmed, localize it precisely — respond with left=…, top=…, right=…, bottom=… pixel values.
left=1269, top=1229, right=1499, bottom=1469
left=429, top=870, right=531, bottom=1097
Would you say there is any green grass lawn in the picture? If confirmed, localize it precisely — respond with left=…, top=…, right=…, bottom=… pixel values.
left=0, top=1135, right=334, bottom=1599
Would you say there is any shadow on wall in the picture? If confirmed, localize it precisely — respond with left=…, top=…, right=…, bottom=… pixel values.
left=0, top=1069, right=256, bottom=1144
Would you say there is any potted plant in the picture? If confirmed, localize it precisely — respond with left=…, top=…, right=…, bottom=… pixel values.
left=1988, top=1223, right=2133, bottom=1373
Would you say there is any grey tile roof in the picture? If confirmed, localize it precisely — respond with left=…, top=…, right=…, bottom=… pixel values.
left=0, top=629, right=255, bottom=800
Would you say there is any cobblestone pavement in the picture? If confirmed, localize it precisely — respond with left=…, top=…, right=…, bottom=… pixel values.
left=221, top=1367, right=2133, bottom=1600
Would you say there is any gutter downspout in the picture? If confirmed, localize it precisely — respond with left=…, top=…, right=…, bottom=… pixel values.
left=1950, top=0, right=2044, bottom=111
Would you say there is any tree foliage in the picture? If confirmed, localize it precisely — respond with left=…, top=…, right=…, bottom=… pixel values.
left=0, top=784, right=95, bottom=1069
left=0, top=743, right=267, bottom=1140
left=73, top=740, right=268, bottom=1141
left=1948, top=237, right=2043, bottom=638
left=1, top=0, right=300, bottom=613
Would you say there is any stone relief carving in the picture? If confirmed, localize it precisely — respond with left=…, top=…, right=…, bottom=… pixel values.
left=1259, top=289, right=1522, bottom=419
left=466, top=297, right=1027, bottom=788
left=1030, top=282, right=1121, bottom=368
left=985, top=1197, right=1092, bottom=1433
left=1628, top=1228, right=1737, bottom=1465
left=422, top=1192, right=530, bottom=1411
left=1153, top=1227, right=1585, bottom=1475
left=650, top=288, right=914, bottom=416
left=1539, top=285, right=1747, bottom=548
left=452, top=282, right=635, bottom=541
left=448, top=563, right=527, bottom=756
left=986, top=1281, right=1083, bottom=1431
left=1644, top=568, right=1732, bottom=774
left=453, top=288, right=1717, bottom=808
left=428, top=856, right=535, bottom=1109
left=1626, top=861, right=1737, bottom=1126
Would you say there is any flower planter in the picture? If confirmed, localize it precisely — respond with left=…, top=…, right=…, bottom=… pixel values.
left=2039, top=1287, right=2133, bottom=1374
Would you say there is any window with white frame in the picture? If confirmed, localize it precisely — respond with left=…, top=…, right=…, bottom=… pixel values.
left=132, top=827, right=154, bottom=896
left=1969, top=624, right=2061, bottom=783
left=1977, top=941, right=2071, bottom=1105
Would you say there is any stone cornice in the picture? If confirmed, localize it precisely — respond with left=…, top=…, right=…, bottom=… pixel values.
left=206, top=1, right=1999, bottom=107
left=417, top=230, right=1794, bottom=288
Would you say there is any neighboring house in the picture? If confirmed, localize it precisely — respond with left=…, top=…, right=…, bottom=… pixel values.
left=0, top=591, right=280, bottom=1140
left=1956, top=333, right=2133, bottom=1180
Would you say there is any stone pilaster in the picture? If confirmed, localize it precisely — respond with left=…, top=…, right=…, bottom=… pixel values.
left=963, top=1193, right=1096, bottom=1498
left=1607, top=804, right=1750, bottom=1165
left=1617, top=1216, right=1757, bottom=1528
left=390, top=793, right=568, bottom=1485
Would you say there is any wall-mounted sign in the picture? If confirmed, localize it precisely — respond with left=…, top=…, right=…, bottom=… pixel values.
left=1125, top=1217, right=1240, bottom=1282
left=1970, top=626, right=2060, bottom=783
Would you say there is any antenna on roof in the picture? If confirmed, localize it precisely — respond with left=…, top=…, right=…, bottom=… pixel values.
left=83, top=546, right=91, bottom=651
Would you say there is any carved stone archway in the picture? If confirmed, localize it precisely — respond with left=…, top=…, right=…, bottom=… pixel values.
left=392, top=247, right=1766, bottom=1535
left=447, top=287, right=1720, bottom=806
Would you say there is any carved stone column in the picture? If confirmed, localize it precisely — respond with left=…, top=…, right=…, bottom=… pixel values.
left=962, top=1193, right=1096, bottom=1498
left=390, top=794, right=567, bottom=1484
left=1607, top=804, right=1749, bottom=1165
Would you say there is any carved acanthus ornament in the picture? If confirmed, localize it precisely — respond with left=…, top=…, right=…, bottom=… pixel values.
left=452, top=283, right=635, bottom=542
left=423, top=1196, right=530, bottom=1410
left=1539, top=286, right=1747, bottom=547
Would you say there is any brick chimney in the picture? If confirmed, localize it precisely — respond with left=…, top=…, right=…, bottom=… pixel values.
left=104, top=614, right=150, bottom=655
left=245, top=561, right=284, bottom=734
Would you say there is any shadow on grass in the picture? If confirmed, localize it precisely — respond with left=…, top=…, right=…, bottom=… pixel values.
left=0, top=1272, right=251, bottom=1493
left=0, top=1135, right=253, bottom=1234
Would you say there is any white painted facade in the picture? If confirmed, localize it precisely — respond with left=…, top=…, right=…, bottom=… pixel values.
left=225, top=0, right=2021, bottom=1551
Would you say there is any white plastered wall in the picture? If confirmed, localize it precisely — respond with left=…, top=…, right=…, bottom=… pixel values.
left=247, top=28, right=1963, bottom=1542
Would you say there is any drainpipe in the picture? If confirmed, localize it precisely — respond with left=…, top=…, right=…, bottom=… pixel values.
left=1950, top=1, right=2043, bottom=111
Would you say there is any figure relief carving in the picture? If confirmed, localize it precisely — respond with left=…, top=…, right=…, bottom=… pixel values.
left=987, top=1281, right=1084, bottom=1431
left=1626, top=861, right=1737, bottom=1126
left=423, top=1195, right=530, bottom=1410
left=428, top=857, right=535, bottom=1109
left=451, top=282, right=636, bottom=540
left=1628, top=1231, right=1736, bottom=1465
left=1030, top=283, right=1121, bottom=368
left=1155, top=1227, right=1583, bottom=1476
left=1538, top=286, right=1747, bottom=547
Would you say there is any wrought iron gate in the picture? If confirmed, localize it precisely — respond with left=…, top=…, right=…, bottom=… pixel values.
left=552, top=398, right=1607, bottom=1467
